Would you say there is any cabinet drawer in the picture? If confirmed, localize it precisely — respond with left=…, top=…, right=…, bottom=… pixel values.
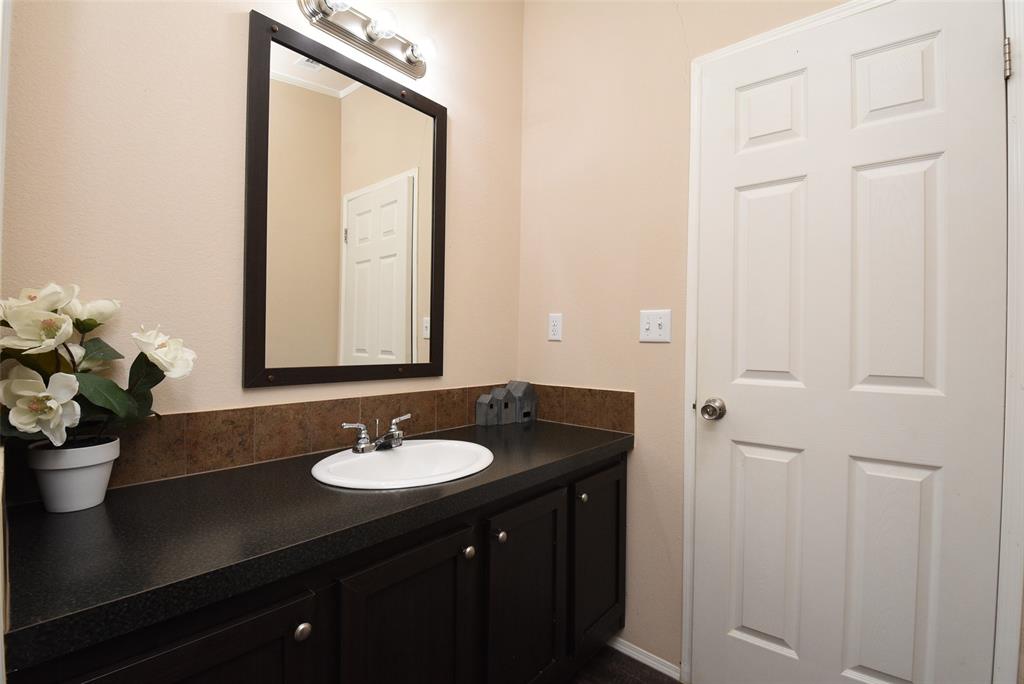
left=81, top=592, right=318, bottom=684
left=571, top=462, right=626, bottom=656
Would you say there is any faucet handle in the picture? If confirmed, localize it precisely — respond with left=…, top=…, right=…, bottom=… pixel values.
left=389, top=414, right=412, bottom=430
left=341, top=422, right=371, bottom=446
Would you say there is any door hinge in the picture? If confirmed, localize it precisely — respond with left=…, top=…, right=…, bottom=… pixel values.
left=343, top=228, right=348, bottom=244
left=1005, top=36, right=1012, bottom=80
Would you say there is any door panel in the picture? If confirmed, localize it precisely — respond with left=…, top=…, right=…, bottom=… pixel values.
left=571, top=463, right=626, bottom=659
left=340, top=174, right=413, bottom=365
left=487, top=489, right=567, bottom=684
left=692, top=2, right=1006, bottom=683
left=338, top=527, right=481, bottom=684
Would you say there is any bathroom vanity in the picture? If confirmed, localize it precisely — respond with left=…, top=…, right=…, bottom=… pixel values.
left=5, top=421, right=630, bottom=684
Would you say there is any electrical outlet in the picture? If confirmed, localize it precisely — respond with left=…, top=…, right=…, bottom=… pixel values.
left=640, top=309, right=671, bottom=343
left=548, top=313, right=563, bottom=341
left=422, top=317, right=430, bottom=340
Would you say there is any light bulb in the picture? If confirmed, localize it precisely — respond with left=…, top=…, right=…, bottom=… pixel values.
left=324, top=0, right=351, bottom=13
left=415, top=37, right=437, bottom=62
left=365, top=8, right=399, bottom=41
left=405, top=43, right=424, bottom=65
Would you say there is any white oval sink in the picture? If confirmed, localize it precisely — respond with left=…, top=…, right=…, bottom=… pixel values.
left=311, top=439, right=494, bottom=490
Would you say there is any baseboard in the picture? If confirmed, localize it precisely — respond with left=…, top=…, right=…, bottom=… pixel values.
left=607, top=636, right=683, bottom=681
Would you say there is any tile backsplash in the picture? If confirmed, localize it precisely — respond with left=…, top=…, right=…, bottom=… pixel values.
left=4, top=383, right=634, bottom=503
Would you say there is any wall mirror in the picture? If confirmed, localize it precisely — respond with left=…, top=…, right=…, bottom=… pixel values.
left=244, top=12, right=446, bottom=387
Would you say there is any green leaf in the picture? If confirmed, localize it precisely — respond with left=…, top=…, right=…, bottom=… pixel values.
left=81, top=337, right=124, bottom=363
left=1, top=349, right=68, bottom=377
left=73, top=318, right=102, bottom=334
left=76, top=397, right=111, bottom=425
left=127, top=353, right=165, bottom=418
left=74, top=373, right=139, bottom=419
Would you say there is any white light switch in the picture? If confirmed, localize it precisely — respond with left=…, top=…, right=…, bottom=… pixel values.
left=422, top=317, right=430, bottom=340
left=640, top=309, right=672, bottom=343
left=548, top=313, right=563, bottom=341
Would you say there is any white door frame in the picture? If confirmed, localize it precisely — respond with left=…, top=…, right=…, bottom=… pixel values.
left=337, top=167, right=419, bottom=364
left=680, top=1, right=1023, bottom=682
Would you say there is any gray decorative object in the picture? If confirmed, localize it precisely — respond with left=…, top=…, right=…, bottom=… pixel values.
left=475, top=381, right=539, bottom=426
left=475, top=392, right=499, bottom=426
left=506, top=381, right=537, bottom=423
left=491, top=387, right=516, bottom=425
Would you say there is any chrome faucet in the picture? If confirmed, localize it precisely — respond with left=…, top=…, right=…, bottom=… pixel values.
left=342, top=414, right=412, bottom=454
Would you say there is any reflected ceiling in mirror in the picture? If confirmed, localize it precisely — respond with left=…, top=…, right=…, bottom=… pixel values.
left=267, top=42, right=433, bottom=368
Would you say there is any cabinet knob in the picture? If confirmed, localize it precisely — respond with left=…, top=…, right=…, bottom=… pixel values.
left=463, top=545, right=476, bottom=560
left=495, top=530, right=508, bottom=544
left=579, top=493, right=589, bottom=504
left=293, top=622, right=313, bottom=642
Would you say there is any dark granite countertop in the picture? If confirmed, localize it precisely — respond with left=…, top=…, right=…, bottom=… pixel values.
left=4, top=421, right=632, bottom=673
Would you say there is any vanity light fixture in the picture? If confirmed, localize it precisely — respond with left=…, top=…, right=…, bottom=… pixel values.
left=298, top=0, right=428, bottom=79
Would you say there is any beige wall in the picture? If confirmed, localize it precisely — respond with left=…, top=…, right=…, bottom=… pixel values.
left=3, top=0, right=844, bottom=671
left=339, top=85, right=434, bottom=362
left=266, top=79, right=342, bottom=367
left=3, top=0, right=524, bottom=412
left=517, top=0, right=837, bottom=666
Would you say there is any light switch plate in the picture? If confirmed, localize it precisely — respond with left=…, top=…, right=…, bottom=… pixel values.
left=548, top=313, right=563, bottom=341
left=640, top=309, right=671, bottom=343
left=422, top=317, right=430, bottom=340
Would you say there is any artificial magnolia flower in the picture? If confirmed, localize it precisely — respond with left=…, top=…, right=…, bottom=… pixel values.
left=131, top=326, right=197, bottom=379
left=61, top=342, right=108, bottom=373
left=1, top=283, right=79, bottom=318
left=0, top=307, right=74, bottom=354
left=62, top=297, right=121, bottom=326
left=0, top=366, right=81, bottom=446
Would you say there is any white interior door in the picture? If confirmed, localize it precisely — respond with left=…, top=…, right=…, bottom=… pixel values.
left=340, top=175, right=413, bottom=364
left=692, top=2, right=1007, bottom=683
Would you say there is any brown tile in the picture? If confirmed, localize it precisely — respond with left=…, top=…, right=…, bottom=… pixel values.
left=436, top=388, right=469, bottom=430
left=563, top=387, right=634, bottom=433
left=399, top=391, right=437, bottom=436
left=185, top=408, right=254, bottom=474
left=110, top=414, right=187, bottom=487
left=254, top=403, right=310, bottom=462
left=359, top=393, right=402, bottom=439
left=534, top=384, right=566, bottom=423
left=466, top=384, right=503, bottom=426
left=307, top=397, right=361, bottom=452
left=361, top=391, right=436, bottom=438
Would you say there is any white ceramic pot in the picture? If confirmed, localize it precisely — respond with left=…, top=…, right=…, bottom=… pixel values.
left=27, top=437, right=120, bottom=513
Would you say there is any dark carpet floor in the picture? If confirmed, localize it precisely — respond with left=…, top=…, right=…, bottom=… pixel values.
left=570, top=647, right=679, bottom=684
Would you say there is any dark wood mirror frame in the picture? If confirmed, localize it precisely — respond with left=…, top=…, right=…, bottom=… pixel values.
left=243, top=11, right=446, bottom=388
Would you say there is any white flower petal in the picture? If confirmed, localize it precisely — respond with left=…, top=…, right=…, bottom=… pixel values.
left=38, top=415, right=67, bottom=447
left=46, top=373, right=78, bottom=404
left=63, top=400, right=81, bottom=429
left=0, top=336, right=39, bottom=351
left=8, top=407, right=42, bottom=433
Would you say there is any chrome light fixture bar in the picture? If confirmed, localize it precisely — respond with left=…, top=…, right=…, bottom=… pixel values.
left=297, top=0, right=427, bottom=79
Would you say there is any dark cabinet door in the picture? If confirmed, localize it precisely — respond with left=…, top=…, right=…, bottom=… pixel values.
left=338, top=527, right=482, bottom=684
left=571, top=462, right=626, bottom=658
left=487, top=488, right=568, bottom=684
left=82, top=592, right=319, bottom=684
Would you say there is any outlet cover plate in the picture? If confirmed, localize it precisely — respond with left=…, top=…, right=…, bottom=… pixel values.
left=548, top=313, right=563, bottom=341
left=640, top=309, right=671, bottom=343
